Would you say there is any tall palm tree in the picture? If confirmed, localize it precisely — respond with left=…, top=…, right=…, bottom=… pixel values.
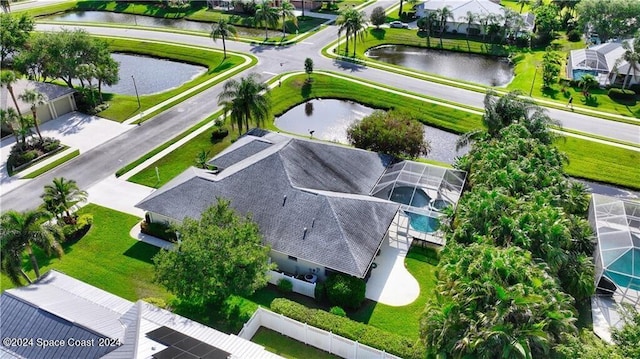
left=336, top=9, right=352, bottom=55
left=254, top=0, right=279, bottom=40
left=0, top=209, right=63, bottom=284
left=1, top=108, right=30, bottom=149
left=0, top=70, right=23, bottom=118
left=41, top=177, right=88, bottom=224
left=460, top=11, right=478, bottom=51
left=217, top=73, right=271, bottom=135
left=615, top=37, right=640, bottom=89
left=279, top=0, right=297, bottom=37
left=18, top=88, right=47, bottom=142
left=347, top=10, right=367, bottom=57
left=210, top=19, right=238, bottom=59
left=435, top=6, right=454, bottom=47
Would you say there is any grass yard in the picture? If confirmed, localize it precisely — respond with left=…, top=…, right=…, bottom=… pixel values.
left=97, top=38, right=248, bottom=122
left=0, top=204, right=170, bottom=301
left=313, top=0, right=369, bottom=15
left=14, top=0, right=78, bottom=16
left=251, top=328, right=341, bottom=359
left=75, top=0, right=204, bottom=18
left=349, top=247, right=439, bottom=340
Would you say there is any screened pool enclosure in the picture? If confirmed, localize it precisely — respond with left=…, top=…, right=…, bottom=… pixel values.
left=590, top=194, right=640, bottom=309
left=371, top=161, right=467, bottom=245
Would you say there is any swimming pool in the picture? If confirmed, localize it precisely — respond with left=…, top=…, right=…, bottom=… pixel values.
left=429, top=199, right=452, bottom=212
left=390, top=187, right=431, bottom=208
left=406, top=212, right=440, bottom=233
left=604, top=248, right=640, bottom=291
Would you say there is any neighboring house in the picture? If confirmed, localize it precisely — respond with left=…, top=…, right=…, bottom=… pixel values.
left=415, top=0, right=531, bottom=35
left=0, top=79, right=77, bottom=124
left=567, top=39, right=639, bottom=87
left=136, top=130, right=466, bottom=282
left=0, top=270, right=283, bottom=359
left=589, top=194, right=640, bottom=343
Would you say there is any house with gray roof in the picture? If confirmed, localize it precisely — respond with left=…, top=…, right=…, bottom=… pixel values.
left=567, top=39, right=640, bottom=87
left=136, top=131, right=467, bottom=282
left=0, top=79, right=77, bottom=125
left=0, top=270, right=282, bottom=359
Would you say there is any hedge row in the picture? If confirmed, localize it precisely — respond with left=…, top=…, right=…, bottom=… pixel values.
left=608, top=88, right=636, bottom=101
left=270, top=298, right=424, bottom=359
left=140, top=221, right=178, bottom=242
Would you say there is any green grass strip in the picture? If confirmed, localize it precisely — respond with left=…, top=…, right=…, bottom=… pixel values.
left=13, top=0, right=78, bottom=16
left=22, top=149, right=80, bottom=179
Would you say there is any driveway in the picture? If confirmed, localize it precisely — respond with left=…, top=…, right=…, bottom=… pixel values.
left=365, top=215, right=420, bottom=306
left=0, top=112, right=133, bottom=194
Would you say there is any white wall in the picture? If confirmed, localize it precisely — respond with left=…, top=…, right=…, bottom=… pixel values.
left=239, top=307, right=402, bottom=359
left=269, top=250, right=327, bottom=281
left=267, top=270, right=316, bottom=298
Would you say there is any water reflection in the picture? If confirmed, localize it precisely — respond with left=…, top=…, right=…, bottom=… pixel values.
left=365, top=45, right=513, bottom=86
left=104, top=53, right=206, bottom=95
left=44, top=11, right=266, bottom=37
left=274, top=99, right=469, bottom=163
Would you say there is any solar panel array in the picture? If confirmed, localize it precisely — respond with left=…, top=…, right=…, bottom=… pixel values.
left=147, top=326, right=231, bottom=359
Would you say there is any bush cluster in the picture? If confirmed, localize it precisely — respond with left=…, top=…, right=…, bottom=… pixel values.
left=140, top=221, right=178, bottom=242
left=270, top=298, right=424, bottom=359
left=62, top=214, right=93, bottom=242
left=329, top=306, right=346, bottom=317
left=629, top=84, right=640, bottom=95
left=324, top=274, right=366, bottom=309
left=210, top=126, right=229, bottom=142
left=8, top=137, right=61, bottom=171
left=608, top=88, right=636, bottom=102
left=567, top=29, right=581, bottom=42
left=277, top=278, right=293, bottom=293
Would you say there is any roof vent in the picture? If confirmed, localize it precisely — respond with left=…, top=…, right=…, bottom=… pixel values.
left=303, top=227, right=308, bottom=239
left=283, top=195, right=287, bottom=206
left=312, top=218, right=316, bottom=228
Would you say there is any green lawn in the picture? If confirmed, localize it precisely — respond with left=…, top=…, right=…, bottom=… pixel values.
left=251, top=328, right=340, bottom=359
left=349, top=247, right=439, bottom=340
left=312, top=0, right=369, bottom=15
left=75, top=0, right=204, bottom=18
left=97, top=38, right=248, bottom=122
left=0, top=204, right=170, bottom=302
left=14, top=0, right=78, bottom=16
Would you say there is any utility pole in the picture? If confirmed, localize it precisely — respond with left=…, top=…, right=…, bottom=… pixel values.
left=132, top=75, right=141, bottom=108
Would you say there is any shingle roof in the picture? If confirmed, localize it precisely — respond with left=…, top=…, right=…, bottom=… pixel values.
left=137, top=134, right=400, bottom=278
left=0, top=294, right=119, bottom=359
left=0, top=79, right=75, bottom=114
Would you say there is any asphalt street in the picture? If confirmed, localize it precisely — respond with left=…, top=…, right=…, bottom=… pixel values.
left=1, top=0, right=638, bottom=211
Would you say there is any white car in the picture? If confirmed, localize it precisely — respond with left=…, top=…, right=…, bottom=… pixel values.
left=389, top=21, right=409, bottom=29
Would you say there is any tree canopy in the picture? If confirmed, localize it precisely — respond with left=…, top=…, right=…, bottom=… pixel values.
left=370, top=6, right=386, bottom=29
left=153, top=199, right=273, bottom=306
left=217, top=73, right=271, bottom=134
left=0, top=13, right=34, bottom=65
left=577, top=0, right=640, bottom=41
left=347, top=109, right=430, bottom=159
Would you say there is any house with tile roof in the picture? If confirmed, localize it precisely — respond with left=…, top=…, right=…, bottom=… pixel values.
left=0, top=270, right=282, bottom=359
left=136, top=131, right=466, bottom=283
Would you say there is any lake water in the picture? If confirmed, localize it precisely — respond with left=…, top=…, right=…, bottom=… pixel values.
left=365, top=45, right=514, bottom=86
left=44, top=11, right=267, bottom=37
left=103, top=53, right=206, bottom=95
left=274, top=99, right=468, bottom=163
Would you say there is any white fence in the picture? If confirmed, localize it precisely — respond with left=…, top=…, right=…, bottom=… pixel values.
left=267, top=270, right=316, bottom=298
left=239, top=307, right=401, bottom=359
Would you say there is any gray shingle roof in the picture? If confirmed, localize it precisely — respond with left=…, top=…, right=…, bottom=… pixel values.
left=0, top=294, right=119, bottom=359
left=211, top=139, right=272, bottom=169
left=137, top=134, right=400, bottom=278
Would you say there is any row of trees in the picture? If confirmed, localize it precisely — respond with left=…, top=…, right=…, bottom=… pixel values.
left=420, top=91, right=597, bottom=358
left=337, top=9, right=367, bottom=57
left=1, top=178, right=87, bottom=285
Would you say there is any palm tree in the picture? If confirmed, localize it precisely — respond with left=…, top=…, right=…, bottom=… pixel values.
left=615, top=37, right=640, bottom=90
left=0, top=209, right=63, bottom=284
left=1, top=109, right=31, bottom=149
left=255, top=0, right=279, bottom=40
left=279, top=0, right=297, bottom=37
left=578, top=74, right=599, bottom=97
left=0, top=70, right=23, bottom=118
left=195, top=150, right=211, bottom=169
left=210, top=19, right=238, bottom=59
left=435, top=6, right=454, bottom=47
left=517, top=0, right=530, bottom=13
left=336, top=9, right=352, bottom=56
left=18, top=88, right=47, bottom=142
left=41, top=177, right=88, bottom=224
left=347, top=10, right=367, bottom=57
left=460, top=11, right=478, bottom=51
left=217, top=73, right=271, bottom=135
left=0, top=107, right=17, bottom=134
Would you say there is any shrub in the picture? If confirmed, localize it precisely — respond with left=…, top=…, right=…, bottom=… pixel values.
left=210, top=126, right=229, bottom=142
left=325, top=274, right=366, bottom=309
left=330, top=306, right=346, bottom=317
left=277, top=278, right=293, bottom=293
left=314, top=281, right=326, bottom=302
left=140, top=221, right=178, bottom=242
left=271, top=298, right=424, bottom=359
left=62, top=214, right=93, bottom=242
left=567, top=29, right=581, bottom=42
left=142, top=297, right=170, bottom=309
left=629, top=84, right=640, bottom=95
left=608, top=88, right=636, bottom=102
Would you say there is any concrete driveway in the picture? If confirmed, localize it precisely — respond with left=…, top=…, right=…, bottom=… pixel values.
left=0, top=112, right=133, bottom=195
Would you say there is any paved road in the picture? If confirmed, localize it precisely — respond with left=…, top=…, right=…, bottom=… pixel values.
left=2, top=1, right=638, bottom=211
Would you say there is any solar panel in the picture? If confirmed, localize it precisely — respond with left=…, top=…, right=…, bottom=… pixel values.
left=147, top=327, right=231, bottom=359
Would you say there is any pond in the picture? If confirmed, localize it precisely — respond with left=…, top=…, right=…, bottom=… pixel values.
left=44, top=11, right=267, bottom=38
left=274, top=99, right=468, bottom=163
left=365, top=45, right=514, bottom=87
left=102, top=53, right=206, bottom=95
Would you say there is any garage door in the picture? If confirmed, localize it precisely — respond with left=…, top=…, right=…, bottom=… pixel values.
left=53, top=96, right=73, bottom=118
left=36, top=105, right=52, bottom=124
